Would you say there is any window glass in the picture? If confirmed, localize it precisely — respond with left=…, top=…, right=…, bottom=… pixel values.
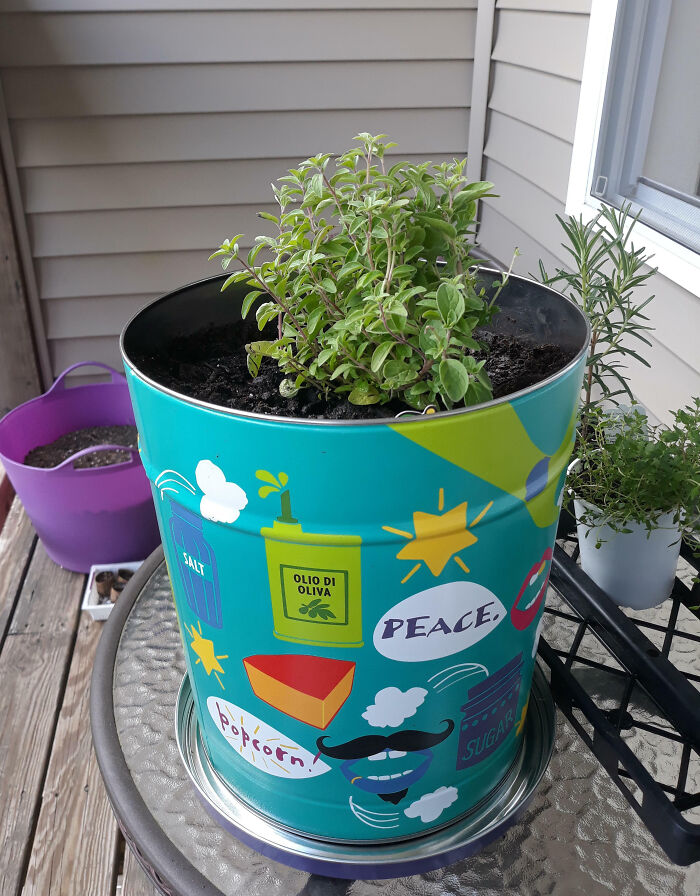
left=642, top=2, right=700, bottom=197
left=592, top=0, right=700, bottom=253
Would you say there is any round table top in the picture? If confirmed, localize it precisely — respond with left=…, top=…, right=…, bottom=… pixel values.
left=91, top=549, right=697, bottom=896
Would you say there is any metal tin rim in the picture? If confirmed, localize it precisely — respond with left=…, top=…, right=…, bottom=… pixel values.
left=186, top=702, right=527, bottom=849
left=120, top=268, right=591, bottom=428
left=175, top=666, right=556, bottom=879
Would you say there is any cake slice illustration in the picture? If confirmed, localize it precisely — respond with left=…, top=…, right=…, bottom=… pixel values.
left=243, top=654, right=356, bottom=729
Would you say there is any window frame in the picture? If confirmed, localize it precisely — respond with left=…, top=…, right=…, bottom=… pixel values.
left=566, top=0, right=700, bottom=296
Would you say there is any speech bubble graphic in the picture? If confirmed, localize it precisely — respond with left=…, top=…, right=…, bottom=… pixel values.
left=208, top=697, right=331, bottom=779
left=374, top=581, right=505, bottom=662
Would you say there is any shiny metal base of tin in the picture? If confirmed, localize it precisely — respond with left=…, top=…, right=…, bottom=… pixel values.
left=175, top=666, right=555, bottom=879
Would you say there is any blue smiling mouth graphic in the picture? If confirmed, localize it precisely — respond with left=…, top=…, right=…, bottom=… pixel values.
left=341, top=750, right=433, bottom=803
left=316, top=719, right=455, bottom=804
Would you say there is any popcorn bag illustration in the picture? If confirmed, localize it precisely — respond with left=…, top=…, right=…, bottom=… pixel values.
left=257, top=471, right=363, bottom=647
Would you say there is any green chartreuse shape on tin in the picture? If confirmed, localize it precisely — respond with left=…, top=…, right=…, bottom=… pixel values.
left=257, top=470, right=363, bottom=648
left=391, top=403, right=577, bottom=529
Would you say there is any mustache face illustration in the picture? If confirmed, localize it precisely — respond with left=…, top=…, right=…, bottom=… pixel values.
left=316, top=719, right=455, bottom=760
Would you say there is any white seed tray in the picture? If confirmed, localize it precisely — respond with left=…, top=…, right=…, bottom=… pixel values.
left=82, top=560, right=143, bottom=621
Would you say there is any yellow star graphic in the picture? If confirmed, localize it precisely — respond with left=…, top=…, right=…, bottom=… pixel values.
left=383, top=490, right=493, bottom=584
left=185, top=620, right=228, bottom=690
left=397, top=503, right=477, bottom=577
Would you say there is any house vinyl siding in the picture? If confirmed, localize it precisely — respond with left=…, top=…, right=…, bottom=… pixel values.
left=2, top=0, right=696, bottom=418
left=0, top=10, right=475, bottom=65
left=0, top=3, right=477, bottom=384
left=9, top=110, right=469, bottom=168
left=488, top=62, right=580, bottom=145
left=2, top=62, right=473, bottom=119
left=484, top=112, right=571, bottom=204
left=478, top=0, right=700, bottom=422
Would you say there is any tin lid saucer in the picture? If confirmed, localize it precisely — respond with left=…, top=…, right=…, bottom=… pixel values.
left=175, top=665, right=555, bottom=880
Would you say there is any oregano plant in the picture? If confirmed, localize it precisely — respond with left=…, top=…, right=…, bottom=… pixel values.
left=210, top=133, right=511, bottom=410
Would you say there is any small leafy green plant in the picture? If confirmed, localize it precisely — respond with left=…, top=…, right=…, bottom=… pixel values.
left=539, top=204, right=655, bottom=429
left=211, top=133, right=510, bottom=410
left=568, top=399, right=700, bottom=545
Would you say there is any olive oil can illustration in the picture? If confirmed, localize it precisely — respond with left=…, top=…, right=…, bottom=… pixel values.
left=258, top=471, right=362, bottom=647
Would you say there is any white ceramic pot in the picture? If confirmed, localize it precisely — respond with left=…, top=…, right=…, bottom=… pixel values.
left=573, top=498, right=681, bottom=610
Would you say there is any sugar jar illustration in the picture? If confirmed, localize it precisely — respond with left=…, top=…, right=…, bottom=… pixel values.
left=169, top=499, right=222, bottom=628
left=257, top=471, right=362, bottom=648
left=456, top=652, right=523, bottom=769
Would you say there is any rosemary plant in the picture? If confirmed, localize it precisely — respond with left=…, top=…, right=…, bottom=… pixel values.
left=539, top=204, right=655, bottom=430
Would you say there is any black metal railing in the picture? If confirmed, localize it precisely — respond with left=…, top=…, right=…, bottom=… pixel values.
left=539, top=532, right=700, bottom=866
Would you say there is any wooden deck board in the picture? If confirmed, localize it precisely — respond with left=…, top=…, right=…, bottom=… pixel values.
left=22, top=613, right=121, bottom=896
left=122, top=847, right=159, bottom=896
left=0, top=535, right=85, bottom=896
left=0, top=499, right=36, bottom=646
left=0, top=461, right=16, bottom=531
left=0, top=496, right=149, bottom=894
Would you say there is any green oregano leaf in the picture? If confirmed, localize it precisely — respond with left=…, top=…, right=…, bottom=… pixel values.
left=371, top=341, right=394, bottom=372
left=279, top=378, right=300, bottom=398
left=348, top=380, right=381, bottom=405
left=241, top=290, right=263, bottom=318
left=247, top=353, right=262, bottom=378
left=436, top=282, right=465, bottom=326
left=439, top=358, right=469, bottom=402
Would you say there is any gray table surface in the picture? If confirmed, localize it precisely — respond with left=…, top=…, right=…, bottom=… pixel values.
left=112, top=562, right=699, bottom=896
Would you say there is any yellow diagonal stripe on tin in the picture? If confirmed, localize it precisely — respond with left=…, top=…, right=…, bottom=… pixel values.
left=390, top=404, right=576, bottom=529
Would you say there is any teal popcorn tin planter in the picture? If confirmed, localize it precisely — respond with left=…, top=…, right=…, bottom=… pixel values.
left=120, top=272, right=589, bottom=866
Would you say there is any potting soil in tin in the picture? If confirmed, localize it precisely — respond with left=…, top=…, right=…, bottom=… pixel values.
left=135, top=321, right=574, bottom=420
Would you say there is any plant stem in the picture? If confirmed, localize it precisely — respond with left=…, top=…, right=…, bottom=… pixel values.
left=337, top=343, right=371, bottom=374
left=378, top=302, right=428, bottom=364
left=238, top=257, right=311, bottom=348
left=307, top=266, right=343, bottom=319
left=322, top=174, right=358, bottom=246
left=584, top=331, right=597, bottom=413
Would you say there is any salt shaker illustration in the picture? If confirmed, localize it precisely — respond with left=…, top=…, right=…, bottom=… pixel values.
left=258, top=471, right=362, bottom=647
left=169, top=499, right=222, bottom=628
left=456, top=652, right=523, bottom=769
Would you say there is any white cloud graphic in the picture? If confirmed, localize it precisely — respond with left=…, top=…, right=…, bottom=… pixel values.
left=196, top=460, right=248, bottom=524
left=404, top=786, right=458, bottom=824
left=362, top=686, right=427, bottom=729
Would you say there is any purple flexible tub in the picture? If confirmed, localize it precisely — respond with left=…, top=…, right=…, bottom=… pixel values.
left=0, top=362, right=160, bottom=572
